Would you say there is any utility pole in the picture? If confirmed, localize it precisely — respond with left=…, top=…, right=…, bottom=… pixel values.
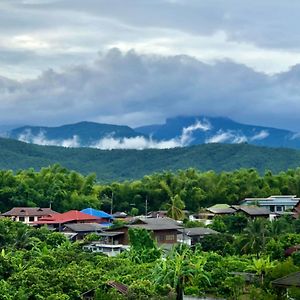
left=110, top=192, right=114, bottom=215
left=145, top=196, right=148, bottom=217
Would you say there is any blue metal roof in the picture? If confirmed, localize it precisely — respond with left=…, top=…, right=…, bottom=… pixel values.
left=81, top=208, right=113, bottom=219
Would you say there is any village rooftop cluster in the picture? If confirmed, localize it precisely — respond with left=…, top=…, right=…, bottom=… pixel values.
left=1, top=195, right=300, bottom=257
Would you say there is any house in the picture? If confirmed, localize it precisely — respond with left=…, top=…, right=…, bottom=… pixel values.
left=206, top=204, right=236, bottom=215
left=190, top=204, right=236, bottom=225
left=292, top=200, right=300, bottom=218
left=83, top=242, right=125, bottom=257
left=240, top=195, right=300, bottom=213
left=177, top=227, right=219, bottom=246
left=105, top=217, right=183, bottom=245
left=148, top=210, right=189, bottom=219
left=235, top=206, right=272, bottom=219
left=272, top=271, right=300, bottom=289
left=81, top=208, right=113, bottom=225
left=63, top=223, right=107, bottom=240
left=125, top=217, right=183, bottom=245
left=112, top=211, right=127, bottom=219
left=81, top=281, right=128, bottom=300
left=33, top=210, right=102, bottom=230
left=1, top=207, right=58, bottom=224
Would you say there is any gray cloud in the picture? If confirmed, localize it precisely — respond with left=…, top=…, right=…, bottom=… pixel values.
left=1, top=49, right=300, bottom=131
left=1, top=0, right=300, bottom=78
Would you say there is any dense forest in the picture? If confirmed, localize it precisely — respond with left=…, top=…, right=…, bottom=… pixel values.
left=2, top=164, right=300, bottom=214
left=2, top=137, right=300, bottom=181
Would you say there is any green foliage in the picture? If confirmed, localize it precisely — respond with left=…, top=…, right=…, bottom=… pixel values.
left=127, top=228, right=161, bottom=263
left=200, top=233, right=234, bottom=255
left=183, top=220, right=204, bottom=228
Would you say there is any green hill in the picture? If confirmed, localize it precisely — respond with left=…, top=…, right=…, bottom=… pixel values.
left=1, top=137, right=300, bottom=181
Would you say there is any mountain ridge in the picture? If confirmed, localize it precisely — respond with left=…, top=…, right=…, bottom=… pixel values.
left=1, top=137, right=300, bottom=182
left=5, top=115, right=300, bottom=149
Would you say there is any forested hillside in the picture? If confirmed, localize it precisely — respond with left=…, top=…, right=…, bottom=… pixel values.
left=1, top=137, right=300, bottom=181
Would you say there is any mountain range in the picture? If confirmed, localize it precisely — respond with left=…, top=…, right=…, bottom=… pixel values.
left=1, top=137, right=300, bottom=181
left=3, top=115, right=300, bottom=149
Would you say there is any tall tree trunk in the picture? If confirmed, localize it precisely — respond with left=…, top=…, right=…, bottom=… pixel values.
left=176, top=277, right=184, bottom=300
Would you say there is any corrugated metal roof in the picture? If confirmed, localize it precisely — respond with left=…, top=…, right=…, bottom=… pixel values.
left=179, top=227, right=219, bottom=236
left=64, top=223, right=106, bottom=232
left=81, top=208, right=112, bottom=219
left=34, top=210, right=101, bottom=224
left=272, top=272, right=300, bottom=288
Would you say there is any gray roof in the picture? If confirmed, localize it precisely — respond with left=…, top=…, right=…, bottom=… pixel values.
left=1, top=207, right=58, bottom=217
left=237, top=206, right=271, bottom=216
left=64, top=223, right=106, bottom=232
left=97, top=232, right=124, bottom=237
left=207, top=207, right=236, bottom=214
left=272, top=272, right=300, bottom=288
left=179, top=227, right=219, bottom=236
left=128, top=217, right=183, bottom=231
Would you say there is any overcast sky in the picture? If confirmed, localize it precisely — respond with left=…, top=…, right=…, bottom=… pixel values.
left=1, top=0, right=300, bottom=131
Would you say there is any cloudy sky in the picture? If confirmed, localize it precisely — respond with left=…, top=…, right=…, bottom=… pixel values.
left=1, top=0, right=300, bottom=131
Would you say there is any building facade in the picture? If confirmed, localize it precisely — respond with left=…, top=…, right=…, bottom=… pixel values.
left=240, top=195, right=300, bottom=213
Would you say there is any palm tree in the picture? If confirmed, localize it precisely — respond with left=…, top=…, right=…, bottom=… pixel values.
left=241, top=218, right=269, bottom=256
left=166, top=195, right=185, bottom=221
left=159, top=180, right=185, bottom=220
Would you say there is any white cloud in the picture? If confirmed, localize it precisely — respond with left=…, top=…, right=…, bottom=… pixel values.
left=179, top=119, right=211, bottom=145
left=205, top=130, right=247, bottom=144
left=250, top=130, right=269, bottom=141
left=92, top=136, right=180, bottom=150
left=15, top=120, right=211, bottom=149
left=18, top=129, right=80, bottom=147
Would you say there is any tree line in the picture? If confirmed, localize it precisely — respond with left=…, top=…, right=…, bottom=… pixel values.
left=2, top=165, right=300, bottom=213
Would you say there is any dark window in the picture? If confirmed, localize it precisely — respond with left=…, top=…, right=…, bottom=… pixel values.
left=29, top=216, right=34, bottom=222
left=276, top=206, right=282, bottom=212
left=156, top=235, right=165, bottom=243
left=19, top=216, right=25, bottom=222
left=270, top=206, right=275, bottom=212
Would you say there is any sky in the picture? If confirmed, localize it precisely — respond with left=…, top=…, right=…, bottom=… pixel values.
left=1, top=0, right=300, bottom=131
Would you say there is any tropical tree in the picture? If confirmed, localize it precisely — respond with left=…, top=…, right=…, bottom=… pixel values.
left=241, top=218, right=269, bottom=256
left=166, top=195, right=185, bottom=221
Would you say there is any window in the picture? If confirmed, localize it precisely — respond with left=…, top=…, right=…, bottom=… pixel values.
left=270, top=206, right=275, bottom=212
left=29, top=216, right=35, bottom=222
left=165, top=234, right=175, bottom=241
left=276, top=206, right=282, bottom=212
left=19, top=216, right=25, bottom=222
left=156, top=235, right=165, bottom=243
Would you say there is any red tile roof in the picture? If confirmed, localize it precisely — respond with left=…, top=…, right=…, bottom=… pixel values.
left=34, top=210, right=101, bottom=224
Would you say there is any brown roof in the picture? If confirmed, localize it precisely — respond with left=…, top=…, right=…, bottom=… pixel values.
left=1, top=207, right=58, bottom=217
left=107, top=281, right=129, bottom=295
left=272, top=272, right=300, bottom=288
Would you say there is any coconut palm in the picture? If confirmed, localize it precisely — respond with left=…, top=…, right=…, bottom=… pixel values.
left=166, top=194, right=185, bottom=221
left=241, top=218, right=269, bottom=256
